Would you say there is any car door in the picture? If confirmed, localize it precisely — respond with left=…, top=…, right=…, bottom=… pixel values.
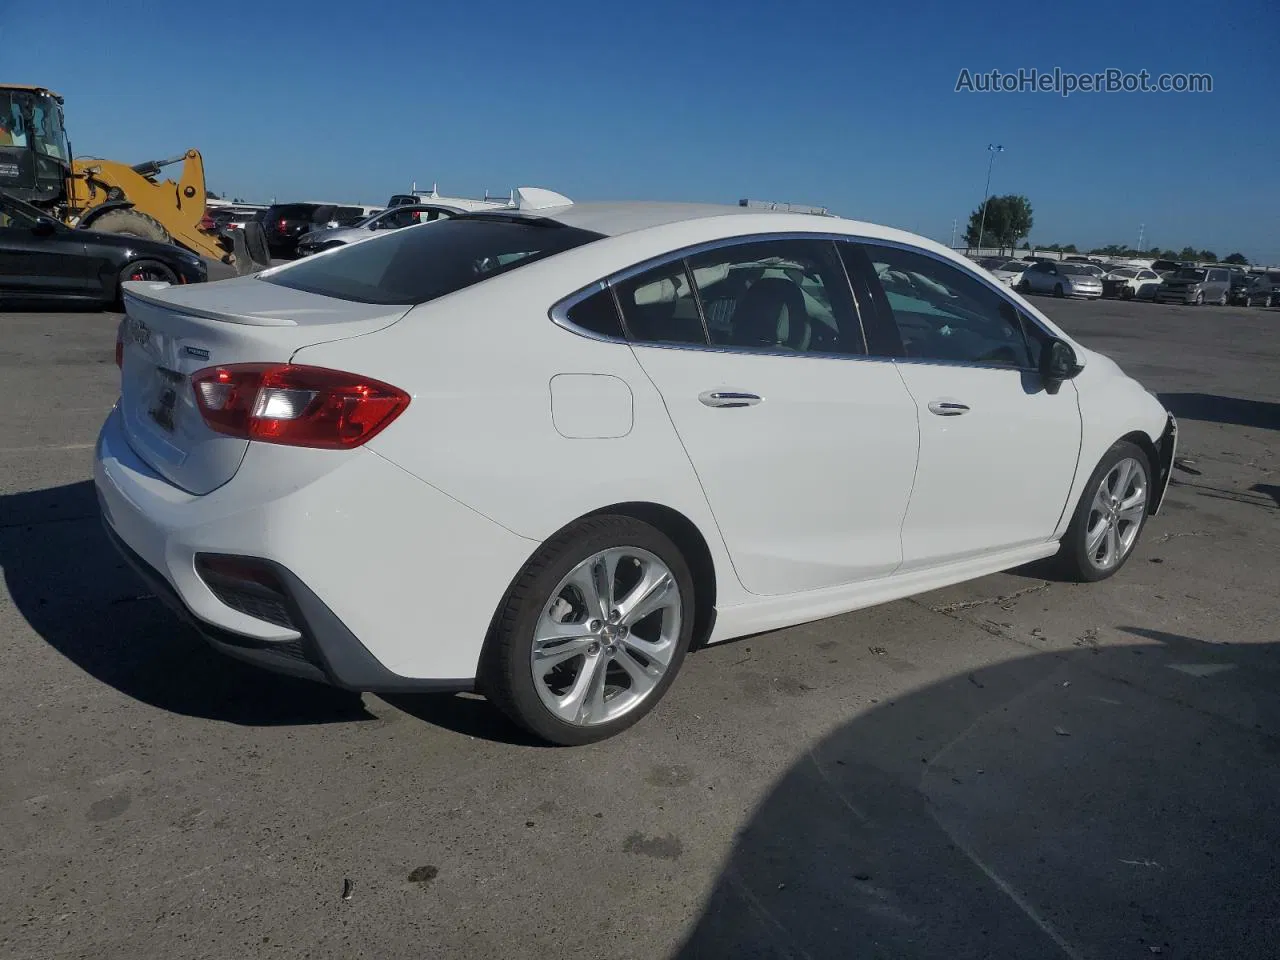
left=0, top=198, right=89, bottom=296
left=612, top=236, right=920, bottom=597
left=845, top=240, right=1082, bottom=572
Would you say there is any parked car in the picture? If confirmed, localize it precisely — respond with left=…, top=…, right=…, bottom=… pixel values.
left=296, top=204, right=456, bottom=257
left=1150, top=259, right=1182, bottom=276
left=987, top=258, right=1031, bottom=287
left=262, top=202, right=382, bottom=258
left=0, top=190, right=206, bottom=306
left=1102, top=266, right=1163, bottom=300
left=1154, top=266, right=1233, bottom=305
left=97, top=197, right=1175, bottom=744
left=1237, top=272, right=1280, bottom=307
left=1018, top=260, right=1104, bottom=298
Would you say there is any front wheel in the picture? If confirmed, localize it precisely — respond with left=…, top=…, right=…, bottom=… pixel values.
left=1120, top=286, right=1133, bottom=300
left=481, top=515, right=695, bottom=745
left=1218, top=291, right=1229, bottom=306
left=1194, top=291, right=1205, bottom=305
left=1056, top=441, right=1151, bottom=582
left=1054, top=284, right=1065, bottom=298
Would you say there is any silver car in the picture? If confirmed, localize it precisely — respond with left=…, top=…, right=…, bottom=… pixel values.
left=1154, top=266, right=1233, bottom=306
left=296, top=204, right=457, bottom=256
left=1018, top=261, right=1104, bottom=299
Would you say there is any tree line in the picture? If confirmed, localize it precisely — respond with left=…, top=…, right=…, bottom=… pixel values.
left=962, top=195, right=1250, bottom=264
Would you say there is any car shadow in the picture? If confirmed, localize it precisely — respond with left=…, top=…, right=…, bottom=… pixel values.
left=0, top=480, right=373, bottom=725
left=675, top=632, right=1280, bottom=959
left=1158, top=392, right=1280, bottom=430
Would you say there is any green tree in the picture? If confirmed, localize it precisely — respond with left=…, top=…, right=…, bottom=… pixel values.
left=1223, top=252, right=1249, bottom=265
left=963, top=198, right=1008, bottom=251
left=998, top=195, right=1034, bottom=253
left=1043, top=242, right=1061, bottom=252
left=1198, top=250, right=1218, bottom=263
left=1178, top=246, right=1199, bottom=260
left=1061, top=243, right=1078, bottom=253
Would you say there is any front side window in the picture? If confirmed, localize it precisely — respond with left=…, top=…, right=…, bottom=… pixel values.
left=683, top=239, right=863, bottom=355
left=264, top=216, right=603, bottom=305
left=855, top=243, right=1032, bottom=368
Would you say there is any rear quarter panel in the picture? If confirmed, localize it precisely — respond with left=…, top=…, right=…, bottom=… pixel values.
left=287, top=241, right=751, bottom=608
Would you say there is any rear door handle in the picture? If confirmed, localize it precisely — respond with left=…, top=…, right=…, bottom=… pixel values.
left=927, top=400, right=970, bottom=416
left=699, top=390, right=762, bottom=408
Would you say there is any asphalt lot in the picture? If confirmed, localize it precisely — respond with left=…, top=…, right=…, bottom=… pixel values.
left=1, top=288, right=1277, bottom=960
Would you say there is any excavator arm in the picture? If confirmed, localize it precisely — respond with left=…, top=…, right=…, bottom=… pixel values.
left=69, top=148, right=228, bottom=261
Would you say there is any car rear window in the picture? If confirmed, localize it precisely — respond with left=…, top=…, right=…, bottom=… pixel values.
left=262, top=216, right=604, bottom=305
left=270, top=204, right=321, bottom=220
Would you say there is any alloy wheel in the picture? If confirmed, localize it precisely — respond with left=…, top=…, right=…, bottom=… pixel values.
left=128, top=265, right=172, bottom=282
left=1084, top=457, right=1148, bottom=571
left=530, top=547, right=682, bottom=726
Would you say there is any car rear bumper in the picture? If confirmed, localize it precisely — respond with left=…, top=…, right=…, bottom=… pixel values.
left=94, top=405, right=536, bottom=690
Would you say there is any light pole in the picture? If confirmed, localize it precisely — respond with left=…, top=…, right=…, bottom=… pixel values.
left=976, top=144, right=1004, bottom=254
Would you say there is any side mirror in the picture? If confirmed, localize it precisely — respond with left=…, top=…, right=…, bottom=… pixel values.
left=32, top=217, right=59, bottom=237
left=1040, top=338, right=1082, bottom=390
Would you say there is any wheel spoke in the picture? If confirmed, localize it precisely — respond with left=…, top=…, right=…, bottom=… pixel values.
left=563, top=554, right=616, bottom=622
left=1086, top=516, right=1109, bottom=552
left=1118, top=503, right=1146, bottom=527
left=1119, top=489, right=1146, bottom=512
left=614, top=647, right=661, bottom=699
left=531, top=619, right=596, bottom=670
left=577, top=653, right=610, bottom=724
left=622, top=632, right=676, bottom=669
left=1102, top=525, right=1120, bottom=566
left=550, top=650, right=603, bottom=723
left=616, top=561, right=676, bottom=627
left=1112, top=460, right=1132, bottom=498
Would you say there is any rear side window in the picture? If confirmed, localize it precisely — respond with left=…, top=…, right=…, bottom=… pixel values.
left=565, top=287, right=625, bottom=339
left=614, top=261, right=707, bottom=345
left=263, top=216, right=603, bottom=305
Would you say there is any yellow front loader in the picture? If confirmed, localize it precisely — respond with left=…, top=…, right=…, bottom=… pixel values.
left=1, top=83, right=232, bottom=262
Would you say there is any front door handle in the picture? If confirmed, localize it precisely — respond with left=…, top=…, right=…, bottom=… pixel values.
left=699, top=390, right=762, bottom=408
left=927, top=400, right=970, bottom=416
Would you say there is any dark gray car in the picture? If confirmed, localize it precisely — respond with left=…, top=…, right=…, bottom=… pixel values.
left=1155, top=266, right=1233, bottom=306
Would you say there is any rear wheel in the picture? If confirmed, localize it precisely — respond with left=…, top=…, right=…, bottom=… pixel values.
left=481, top=515, right=695, bottom=745
left=1056, top=441, right=1151, bottom=582
left=1218, top=290, right=1229, bottom=306
left=89, top=208, right=172, bottom=245
left=1120, top=286, right=1133, bottom=300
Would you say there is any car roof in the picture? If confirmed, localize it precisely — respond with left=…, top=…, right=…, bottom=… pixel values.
left=489, top=201, right=810, bottom=238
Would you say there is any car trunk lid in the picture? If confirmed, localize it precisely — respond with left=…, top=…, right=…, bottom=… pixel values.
left=117, top=277, right=410, bottom=495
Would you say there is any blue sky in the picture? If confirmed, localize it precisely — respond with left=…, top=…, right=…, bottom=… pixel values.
left=4, top=0, right=1278, bottom=261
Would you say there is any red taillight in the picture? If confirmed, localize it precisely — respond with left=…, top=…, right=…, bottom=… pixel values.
left=278, top=219, right=288, bottom=230
left=190, top=363, right=409, bottom=449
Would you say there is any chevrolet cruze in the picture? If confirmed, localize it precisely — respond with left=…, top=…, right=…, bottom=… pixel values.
left=95, top=190, right=1176, bottom=744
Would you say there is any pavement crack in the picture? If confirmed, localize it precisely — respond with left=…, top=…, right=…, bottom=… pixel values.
left=929, top=582, right=1050, bottom=615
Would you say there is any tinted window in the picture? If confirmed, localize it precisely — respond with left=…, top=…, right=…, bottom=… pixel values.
left=331, top=206, right=367, bottom=223
left=685, top=238, right=863, bottom=355
left=263, top=216, right=603, bottom=305
left=859, top=244, right=1032, bottom=368
left=614, top=261, right=706, bottom=345
left=565, top=287, right=625, bottom=339
left=270, top=204, right=320, bottom=220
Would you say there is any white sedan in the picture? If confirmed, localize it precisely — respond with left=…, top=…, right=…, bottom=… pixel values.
left=987, top=258, right=1031, bottom=287
left=1018, top=261, right=1105, bottom=298
left=96, top=194, right=1176, bottom=744
left=1101, top=266, right=1164, bottom=300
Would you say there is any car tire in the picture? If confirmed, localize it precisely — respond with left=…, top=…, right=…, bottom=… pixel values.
left=116, top=260, right=178, bottom=305
left=1194, top=291, right=1204, bottom=305
left=1120, top=286, right=1132, bottom=300
left=1218, top=291, right=1229, bottom=306
left=1054, top=283, right=1065, bottom=298
left=481, top=515, right=696, bottom=745
left=1016, top=279, right=1030, bottom=293
left=1056, top=440, right=1152, bottom=583
left=90, top=208, right=173, bottom=245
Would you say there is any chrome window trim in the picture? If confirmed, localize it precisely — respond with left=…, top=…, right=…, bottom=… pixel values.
left=850, top=236, right=1059, bottom=373
left=548, top=230, right=878, bottom=361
